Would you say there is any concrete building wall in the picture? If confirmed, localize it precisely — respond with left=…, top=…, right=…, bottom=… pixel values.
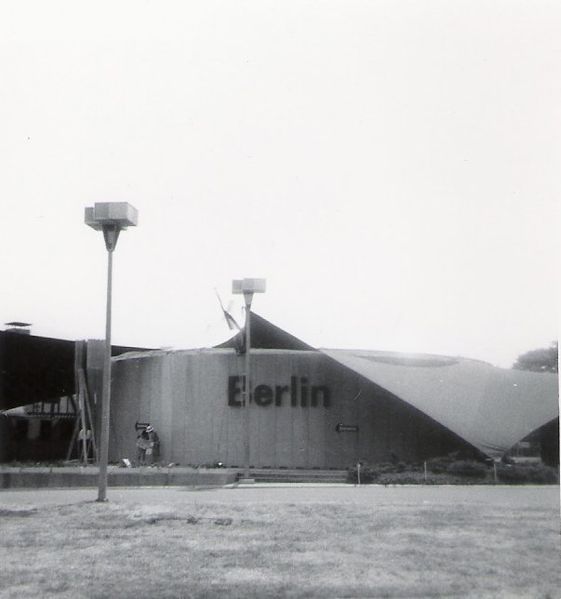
left=109, top=348, right=467, bottom=468
left=0, top=415, right=9, bottom=462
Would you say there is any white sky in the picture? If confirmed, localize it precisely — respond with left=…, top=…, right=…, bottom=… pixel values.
left=0, top=1, right=559, bottom=368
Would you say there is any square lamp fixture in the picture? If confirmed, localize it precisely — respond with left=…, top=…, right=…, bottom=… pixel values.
left=85, top=202, right=139, bottom=230
left=232, top=278, right=267, bottom=295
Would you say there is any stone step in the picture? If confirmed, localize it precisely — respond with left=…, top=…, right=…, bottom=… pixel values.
left=238, top=469, right=349, bottom=484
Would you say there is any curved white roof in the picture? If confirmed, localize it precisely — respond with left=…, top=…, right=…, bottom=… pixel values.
left=322, top=349, right=559, bottom=458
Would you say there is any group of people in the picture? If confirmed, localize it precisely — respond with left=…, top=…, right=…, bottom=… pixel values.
left=135, top=424, right=160, bottom=466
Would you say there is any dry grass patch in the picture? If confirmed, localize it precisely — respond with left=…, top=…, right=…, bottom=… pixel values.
left=0, top=497, right=559, bottom=598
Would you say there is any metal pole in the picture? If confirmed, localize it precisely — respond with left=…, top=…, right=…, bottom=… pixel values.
left=97, top=247, right=113, bottom=502
left=243, top=297, right=252, bottom=480
left=79, top=391, right=87, bottom=464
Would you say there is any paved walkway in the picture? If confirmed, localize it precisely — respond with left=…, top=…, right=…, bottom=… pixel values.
left=0, top=484, right=558, bottom=509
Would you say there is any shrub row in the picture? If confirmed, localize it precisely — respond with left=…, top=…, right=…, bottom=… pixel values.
left=496, top=463, right=558, bottom=484
left=347, top=459, right=559, bottom=485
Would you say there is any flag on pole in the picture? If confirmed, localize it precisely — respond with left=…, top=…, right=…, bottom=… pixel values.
left=215, top=289, right=242, bottom=331
left=215, top=289, right=246, bottom=354
left=224, top=310, right=240, bottom=331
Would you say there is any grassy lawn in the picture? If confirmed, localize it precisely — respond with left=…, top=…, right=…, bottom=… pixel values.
left=0, top=488, right=559, bottom=598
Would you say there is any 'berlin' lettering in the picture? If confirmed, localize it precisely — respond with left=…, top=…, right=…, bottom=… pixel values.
left=228, top=376, right=330, bottom=408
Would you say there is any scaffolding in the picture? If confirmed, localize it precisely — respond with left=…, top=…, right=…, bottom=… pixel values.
left=65, top=341, right=98, bottom=464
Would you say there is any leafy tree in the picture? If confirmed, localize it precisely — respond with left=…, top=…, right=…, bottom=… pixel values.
left=512, top=341, right=559, bottom=467
left=512, top=341, right=558, bottom=373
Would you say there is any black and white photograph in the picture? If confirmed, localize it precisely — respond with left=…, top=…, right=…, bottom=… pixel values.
left=0, top=1, right=559, bottom=597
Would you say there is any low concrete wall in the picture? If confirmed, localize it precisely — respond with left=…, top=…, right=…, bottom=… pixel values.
left=0, top=466, right=237, bottom=489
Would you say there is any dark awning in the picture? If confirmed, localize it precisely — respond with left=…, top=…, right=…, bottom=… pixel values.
left=214, top=312, right=313, bottom=352
left=0, top=331, right=148, bottom=411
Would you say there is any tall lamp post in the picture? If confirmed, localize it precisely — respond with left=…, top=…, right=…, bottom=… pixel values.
left=85, top=202, right=138, bottom=502
left=232, top=278, right=266, bottom=481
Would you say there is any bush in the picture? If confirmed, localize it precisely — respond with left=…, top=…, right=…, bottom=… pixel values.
left=447, top=460, right=488, bottom=478
left=426, top=456, right=455, bottom=474
left=376, top=462, right=396, bottom=474
left=496, top=463, right=559, bottom=484
left=377, top=473, right=428, bottom=485
left=347, top=464, right=377, bottom=484
left=375, top=462, right=401, bottom=474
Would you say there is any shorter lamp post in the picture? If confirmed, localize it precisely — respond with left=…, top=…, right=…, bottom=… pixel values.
left=85, top=202, right=138, bottom=502
left=232, top=278, right=266, bottom=481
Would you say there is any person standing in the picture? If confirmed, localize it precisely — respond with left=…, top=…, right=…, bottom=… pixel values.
left=136, top=429, right=150, bottom=466
left=146, top=425, right=160, bottom=465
